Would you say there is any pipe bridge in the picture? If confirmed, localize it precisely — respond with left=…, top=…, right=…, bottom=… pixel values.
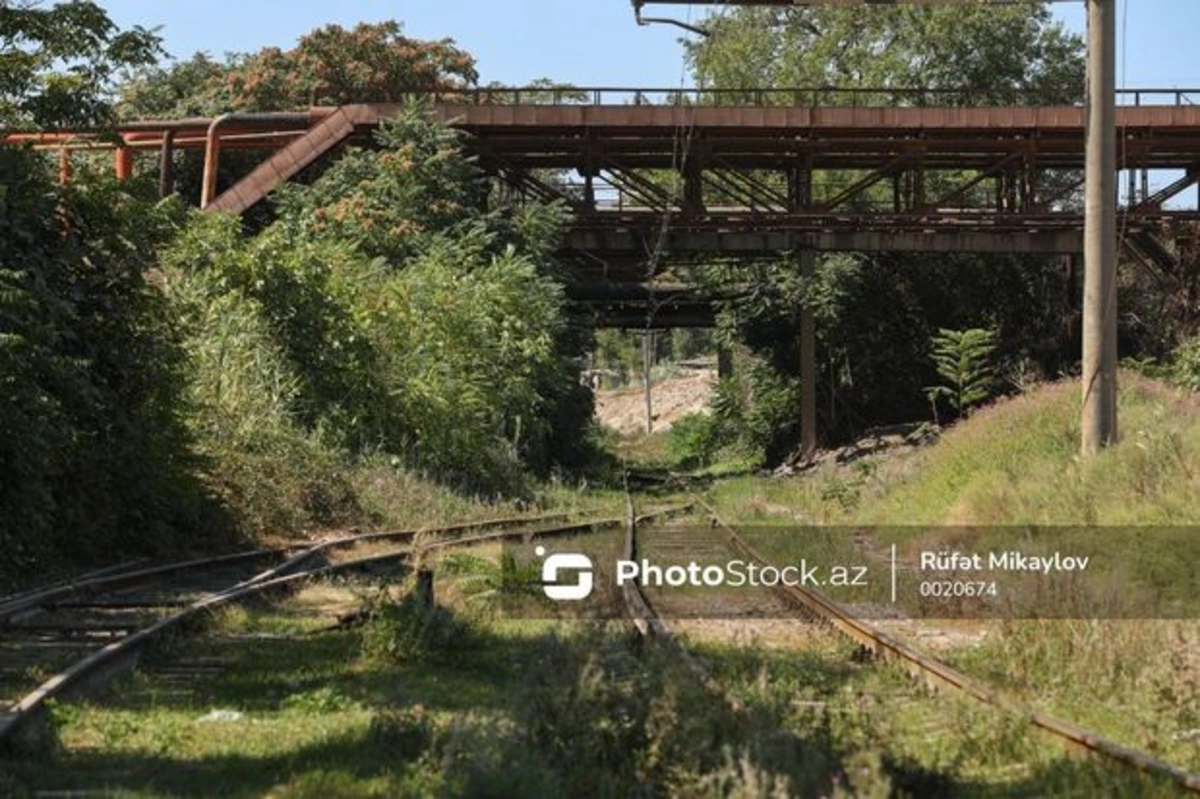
left=12, top=86, right=1200, bottom=325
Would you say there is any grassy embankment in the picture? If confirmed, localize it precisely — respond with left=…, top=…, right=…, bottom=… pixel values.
left=707, top=373, right=1200, bottom=773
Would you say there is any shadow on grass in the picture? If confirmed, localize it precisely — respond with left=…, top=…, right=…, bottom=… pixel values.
left=2, top=601, right=1188, bottom=799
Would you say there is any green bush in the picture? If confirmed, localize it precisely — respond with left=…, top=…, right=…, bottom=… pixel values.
left=0, top=148, right=225, bottom=579
left=359, top=587, right=475, bottom=665
left=666, top=412, right=724, bottom=469
left=709, top=360, right=800, bottom=468
left=925, top=327, right=998, bottom=422
left=163, top=241, right=365, bottom=533
left=164, top=109, right=597, bottom=503
left=1171, top=336, right=1200, bottom=392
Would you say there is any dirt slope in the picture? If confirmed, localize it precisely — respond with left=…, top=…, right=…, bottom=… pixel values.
left=595, top=371, right=716, bottom=436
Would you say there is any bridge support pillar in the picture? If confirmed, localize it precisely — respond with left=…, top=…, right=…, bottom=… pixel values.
left=683, top=157, right=704, bottom=215
left=584, top=172, right=596, bottom=211
left=788, top=155, right=814, bottom=212
left=799, top=249, right=818, bottom=460
left=643, top=330, right=655, bottom=435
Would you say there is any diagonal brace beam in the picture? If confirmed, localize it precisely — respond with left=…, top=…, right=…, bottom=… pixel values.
left=927, top=150, right=1025, bottom=210
left=820, top=154, right=911, bottom=212
left=1130, top=166, right=1200, bottom=213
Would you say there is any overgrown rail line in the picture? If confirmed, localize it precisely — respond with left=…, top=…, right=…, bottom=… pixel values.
left=618, top=495, right=1200, bottom=794
left=0, top=510, right=647, bottom=747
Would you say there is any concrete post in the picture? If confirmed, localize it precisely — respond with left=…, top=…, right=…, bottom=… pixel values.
left=1082, top=0, right=1118, bottom=454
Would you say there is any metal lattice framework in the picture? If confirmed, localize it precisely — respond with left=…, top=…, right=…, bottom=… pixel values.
left=8, top=86, right=1194, bottom=324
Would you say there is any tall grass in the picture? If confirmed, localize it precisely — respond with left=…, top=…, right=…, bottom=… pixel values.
left=860, top=373, right=1200, bottom=525
left=711, top=373, right=1200, bottom=527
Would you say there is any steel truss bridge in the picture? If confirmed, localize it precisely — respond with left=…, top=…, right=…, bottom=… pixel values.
left=11, top=87, right=1200, bottom=326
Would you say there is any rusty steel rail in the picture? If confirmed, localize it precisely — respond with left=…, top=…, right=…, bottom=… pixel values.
left=693, top=496, right=1200, bottom=794
left=0, top=547, right=408, bottom=745
left=0, top=548, right=290, bottom=624
left=0, top=509, right=676, bottom=746
left=618, top=494, right=738, bottom=706
left=0, top=513, right=573, bottom=625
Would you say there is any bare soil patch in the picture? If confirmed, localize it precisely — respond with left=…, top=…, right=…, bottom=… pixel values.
left=595, top=370, right=717, bottom=436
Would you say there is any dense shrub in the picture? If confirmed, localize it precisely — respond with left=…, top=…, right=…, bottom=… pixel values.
left=164, top=109, right=595, bottom=504
left=1171, top=336, right=1200, bottom=392
left=0, top=149, right=226, bottom=575
left=666, top=412, right=725, bottom=469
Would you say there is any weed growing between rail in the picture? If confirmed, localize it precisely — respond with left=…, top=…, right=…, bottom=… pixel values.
left=696, top=635, right=1189, bottom=798
left=6, top=566, right=1190, bottom=798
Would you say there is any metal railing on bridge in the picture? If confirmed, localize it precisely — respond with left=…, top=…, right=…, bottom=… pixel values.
left=401, top=85, right=1200, bottom=108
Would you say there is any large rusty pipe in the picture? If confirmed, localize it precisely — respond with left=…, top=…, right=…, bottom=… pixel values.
left=201, top=113, right=233, bottom=208
left=114, top=145, right=133, bottom=181
left=200, top=112, right=322, bottom=209
left=2, top=109, right=330, bottom=138
left=25, top=130, right=307, bottom=152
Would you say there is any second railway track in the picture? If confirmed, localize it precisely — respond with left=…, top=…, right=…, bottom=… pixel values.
left=617, top=494, right=1200, bottom=795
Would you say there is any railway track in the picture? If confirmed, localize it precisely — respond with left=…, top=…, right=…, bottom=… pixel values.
left=0, top=510, right=640, bottom=747
left=616, top=494, right=1200, bottom=794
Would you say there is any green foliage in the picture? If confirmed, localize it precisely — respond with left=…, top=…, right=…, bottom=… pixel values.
left=666, top=412, right=725, bottom=469
left=378, top=242, right=570, bottom=490
left=1169, top=335, right=1200, bottom=392
left=359, top=587, right=475, bottom=665
left=0, top=145, right=226, bottom=579
left=164, top=108, right=594, bottom=502
left=438, top=552, right=543, bottom=604
left=225, top=21, right=477, bottom=110
left=710, top=359, right=800, bottom=468
left=683, top=5, right=1086, bottom=463
left=117, top=52, right=229, bottom=119
left=276, top=112, right=484, bottom=262
left=164, top=258, right=365, bottom=533
left=0, top=0, right=162, bottom=127
left=120, top=20, right=477, bottom=118
left=686, top=3, right=1083, bottom=106
left=925, top=327, right=997, bottom=419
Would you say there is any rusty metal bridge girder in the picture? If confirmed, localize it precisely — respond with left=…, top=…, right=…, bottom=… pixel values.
left=39, top=97, right=1195, bottom=262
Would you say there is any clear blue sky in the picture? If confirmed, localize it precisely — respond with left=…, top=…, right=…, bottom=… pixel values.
left=98, top=1, right=1200, bottom=89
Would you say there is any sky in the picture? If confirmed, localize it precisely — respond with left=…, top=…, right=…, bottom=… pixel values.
left=95, top=1, right=1200, bottom=91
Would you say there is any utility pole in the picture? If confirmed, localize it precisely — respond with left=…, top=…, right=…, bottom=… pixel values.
left=1082, top=0, right=1118, bottom=454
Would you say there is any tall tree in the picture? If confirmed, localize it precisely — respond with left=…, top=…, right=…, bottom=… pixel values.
left=224, top=21, right=477, bottom=111
left=686, top=3, right=1082, bottom=105
left=1, top=0, right=161, bottom=127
